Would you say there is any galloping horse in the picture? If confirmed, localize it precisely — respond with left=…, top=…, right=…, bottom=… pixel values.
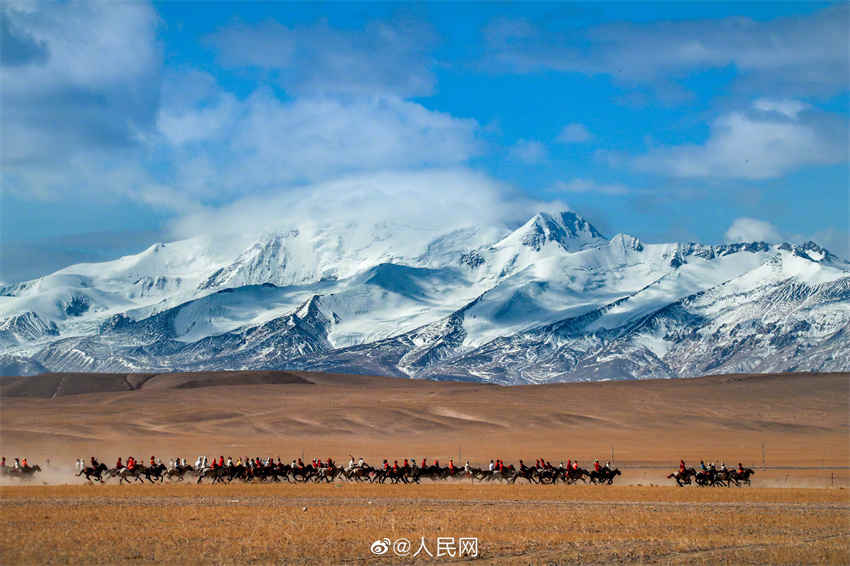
left=589, top=467, right=621, bottom=485
left=77, top=463, right=109, bottom=483
left=668, top=467, right=697, bottom=487
left=6, top=465, right=42, bottom=480
left=731, top=468, right=755, bottom=487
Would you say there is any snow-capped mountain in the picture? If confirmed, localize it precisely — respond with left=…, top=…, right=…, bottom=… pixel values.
left=2, top=210, right=848, bottom=383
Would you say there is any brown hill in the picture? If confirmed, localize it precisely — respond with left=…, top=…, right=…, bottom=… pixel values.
left=1, top=371, right=847, bottom=474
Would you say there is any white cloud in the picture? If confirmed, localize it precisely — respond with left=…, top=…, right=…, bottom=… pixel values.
left=753, top=98, right=809, bottom=119
left=155, top=79, right=482, bottom=200
left=1, top=0, right=162, bottom=199
left=484, top=5, right=850, bottom=99
left=205, top=19, right=437, bottom=97
left=631, top=100, right=845, bottom=179
left=170, top=169, right=554, bottom=241
left=724, top=218, right=783, bottom=243
left=508, top=139, right=547, bottom=164
left=556, top=123, right=593, bottom=143
left=551, top=178, right=630, bottom=196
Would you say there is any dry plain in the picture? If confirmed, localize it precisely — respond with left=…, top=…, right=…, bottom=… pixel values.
left=1, top=370, right=848, bottom=564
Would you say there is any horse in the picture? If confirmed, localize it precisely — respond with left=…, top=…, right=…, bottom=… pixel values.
left=117, top=466, right=145, bottom=484
left=7, top=465, right=41, bottom=480
left=667, top=467, right=697, bottom=487
left=510, top=467, right=538, bottom=484
left=77, top=463, right=108, bottom=483
left=589, top=467, right=621, bottom=485
left=343, top=465, right=374, bottom=482
left=165, top=465, right=195, bottom=482
left=142, top=463, right=167, bottom=483
left=196, top=466, right=230, bottom=484
left=732, top=467, right=755, bottom=486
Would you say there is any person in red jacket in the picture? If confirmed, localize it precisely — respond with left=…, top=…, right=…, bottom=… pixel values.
left=219, top=456, right=224, bottom=468
left=383, top=459, right=389, bottom=471
left=127, top=457, right=136, bottom=470
left=679, top=459, right=686, bottom=473
left=594, top=460, right=601, bottom=472
left=421, top=458, right=427, bottom=469
left=392, top=460, right=399, bottom=473
left=116, top=457, right=123, bottom=469
left=449, top=459, right=454, bottom=473
left=403, top=458, right=409, bottom=468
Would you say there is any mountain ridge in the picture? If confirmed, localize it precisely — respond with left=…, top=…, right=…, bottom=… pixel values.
left=1, top=210, right=848, bottom=382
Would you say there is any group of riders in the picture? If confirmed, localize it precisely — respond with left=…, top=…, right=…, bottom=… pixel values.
left=0, top=457, right=40, bottom=477
left=70, top=454, right=623, bottom=485
left=7, top=454, right=755, bottom=487
left=668, top=459, right=755, bottom=487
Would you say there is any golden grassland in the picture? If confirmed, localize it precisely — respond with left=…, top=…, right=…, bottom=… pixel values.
left=2, top=483, right=848, bottom=565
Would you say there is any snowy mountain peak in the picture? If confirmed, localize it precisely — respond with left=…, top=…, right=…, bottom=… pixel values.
left=609, top=233, right=644, bottom=252
left=504, top=210, right=607, bottom=252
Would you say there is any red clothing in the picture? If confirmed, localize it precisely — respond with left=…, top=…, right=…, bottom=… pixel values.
left=219, top=456, right=224, bottom=467
left=594, top=462, right=600, bottom=472
left=421, top=459, right=427, bottom=468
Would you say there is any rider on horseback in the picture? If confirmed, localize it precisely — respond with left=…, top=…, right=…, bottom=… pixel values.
left=594, top=460, right=600, bottom=472
left=679, top=459, right=686, bottom=474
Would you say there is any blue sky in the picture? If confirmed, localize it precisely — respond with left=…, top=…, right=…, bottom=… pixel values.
left=1, top=1, right=848, bottom=282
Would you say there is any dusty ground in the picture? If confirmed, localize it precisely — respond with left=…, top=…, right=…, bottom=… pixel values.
left=1, top=483, right=848, bottom=564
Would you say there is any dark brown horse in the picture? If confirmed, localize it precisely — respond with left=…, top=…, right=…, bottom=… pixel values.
left=77, top=463, right=108, bottom=483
